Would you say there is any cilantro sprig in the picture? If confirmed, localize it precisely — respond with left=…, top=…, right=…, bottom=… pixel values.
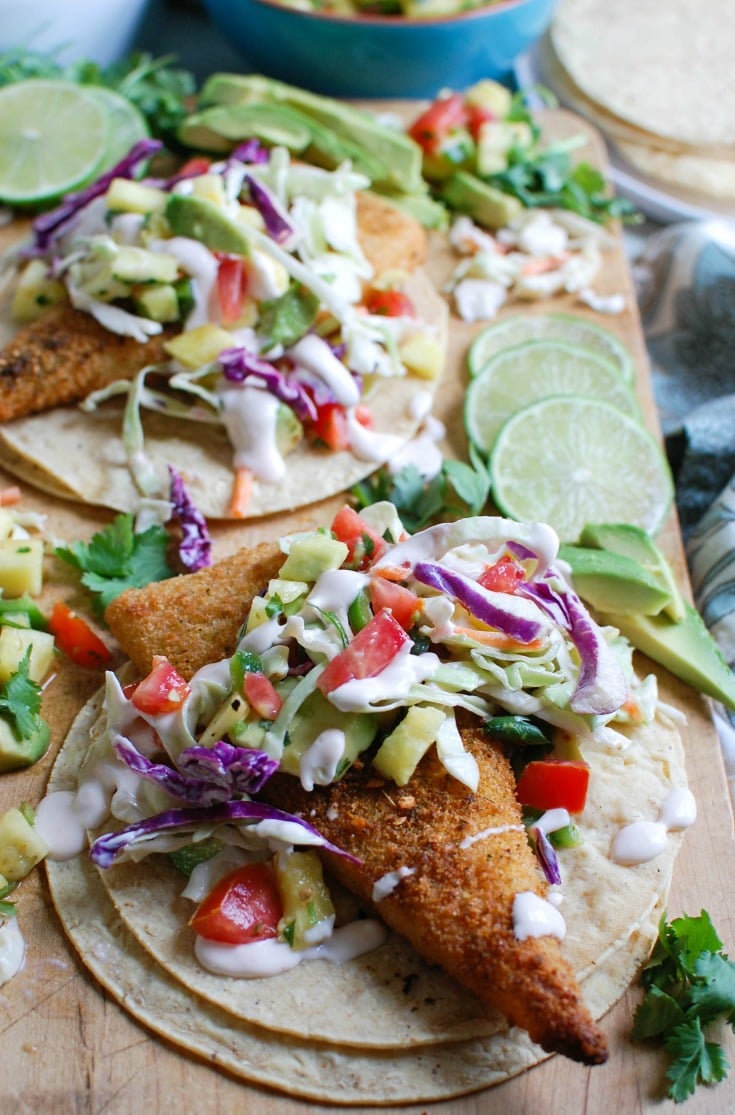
left=352, top=447, right=491, bottom=534
left=56, top=513, right=174, bottom=615
left=0, top=648, right=44, bottom=740
left=633, top=910, right=735, bottom=1102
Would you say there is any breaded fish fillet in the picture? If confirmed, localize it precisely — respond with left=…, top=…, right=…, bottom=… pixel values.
left=263, top=726, right=607, bottom=1064
left=104, top=548, right=608, bottom=1066
left=105, top=541, right=283, bottom=680
left=0, top=305, right=172, bottom=423
left=0, top=196, right=426, bottom=423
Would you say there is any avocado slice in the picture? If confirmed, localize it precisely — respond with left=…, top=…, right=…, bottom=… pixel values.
left=279, top=690, right=378, bottom=778
left=199, top=73, right=425, bottom=194
left=439, top=171, right=524, bottom=230
left=0, top=715, right=51, bottom=773
left=558, top=544, right=674, bottom=616
left=579, top=523, right=684, bottom=621
left=599, top=600, right=735, bottom=711
left=178, top=102, right=314, bottom=155
left=165, top=194, right=252, bottom=257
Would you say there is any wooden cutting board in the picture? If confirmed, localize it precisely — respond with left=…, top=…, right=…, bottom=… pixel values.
left=1, top=109, right=734, bottom=1114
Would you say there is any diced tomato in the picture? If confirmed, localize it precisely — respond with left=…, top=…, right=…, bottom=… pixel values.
left=48, top=601, right=112, bottom=670
left=317, top=608, right=409, bottom=695
left=177, top=156, right=212, bottom=178
left=311, top=402, right=349, bottom=451
left=408, top=93, right=467, bottom=154
left=364, top=288, right=416, bottom=318
left=217, top=256, right=248, bottom=324
left=369, top=578, right=421, bottom=631
left=190, top=862, right=283, bottom=944
left=354, top=403, right=373, bottom=428
left=515, top=760, right=590, bottom=814
left=130, top=655, right=191, bottom=715
left=465, top=103, right=498, bottom=139
left=331, top=505, right=386, bottom=570
left=478, top=557, right=526, bottom=594
left=243, top=671, right=283, bottom=720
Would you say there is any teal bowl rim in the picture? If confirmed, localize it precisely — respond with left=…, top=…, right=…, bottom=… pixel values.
left=240, top=0, right=539, bottom=29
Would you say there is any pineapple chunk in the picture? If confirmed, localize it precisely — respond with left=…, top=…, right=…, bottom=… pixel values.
left=464, top=79, right=513, bottom=118
left=0, top=807, right=48, bottom=881
left=373, top=705, right=446, bottom=786
left=0, top=627, right=55, bottom=685
left=398, top=331, right=445, bottom=380
left=110, top=245, right=180, bottom=285
left=0, top=715, right=50, bottom=773
left=164, top=323, right=234, bottom=368
left=198, top=692, right=249, bottom=748
left=0, top=538, right=44, bottom=598
left=476, top=121, right=533, bottom=177
left=11, top=259, right=66, bottom=324
left=275, top=849, right=335, bottom=950
left=106, top=178, right=167, bottom=214
left=191, top=174, right=227, bottom=207
left=135, top=283, right=181, bottom=323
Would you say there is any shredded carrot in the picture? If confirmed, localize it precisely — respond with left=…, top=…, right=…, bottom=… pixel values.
left=228, top=467, right=253, bottom=518
left=372, top=564, right=411, bottom=583
left=0, top=486, right=22, bottom=507
left=520, top=252, right=572, bottom=276
left=453, top=625, right=544, bottom=651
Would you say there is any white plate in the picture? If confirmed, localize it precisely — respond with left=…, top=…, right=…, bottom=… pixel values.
left=514, top=47, right=735, bottom=226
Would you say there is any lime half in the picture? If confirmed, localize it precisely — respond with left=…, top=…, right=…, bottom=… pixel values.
left=465, top=339, right=640, bottom=457
left=467, top=312, right=635, bottom=384
left=89, top=87, right=150, bottom=168
left=490, top=396, right=674, bottom=542
left=0, top=79, right=109, bottom=205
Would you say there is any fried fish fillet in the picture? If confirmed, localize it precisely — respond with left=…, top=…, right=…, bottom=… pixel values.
left=104, top=549, right=609, bottom=1065
left=0, top=196, right=427, bottom=423
left=0, top=305, right=172, bottom=423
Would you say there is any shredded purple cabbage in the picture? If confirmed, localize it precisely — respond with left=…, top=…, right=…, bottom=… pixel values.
left=519, top=571, right=627, bottom=716
left=232, top=139, right=269, bottom=165
left=90, top=800, right=359, bottom=868
left=168, top=466, right=212, bottom=572
left=219, top=346, right=317, bottom=422
left=412, top=561, right=544, bottom=644
left=244, top=173, right=298, bottom=248
left=113, top=735, right=277, bottom=806
left=529, top=824, right=562, bottom=886
left=29, top=139, right=162, bottom=257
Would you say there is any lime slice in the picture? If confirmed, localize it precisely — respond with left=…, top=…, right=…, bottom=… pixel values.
left=0, top=80, right=110, bottom=205
left=489, top=396, right=674, bottom=542
left=465, top=339, right=640, bottom=457
left=88, top=87, right=150, bottom=167
left=467, top=312, right=635, bottom=384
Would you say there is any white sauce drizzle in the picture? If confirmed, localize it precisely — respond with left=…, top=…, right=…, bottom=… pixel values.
left=0, top=918, right=25, bottom=986
left=345, top=411, right=405, bottom=462
left=194, top=918, right=387, bottom=978
left=35, top=780, right=111, bottom=861
left=372, top=865, right=416, bottom=903
left=513, top=891, right=567, bottom=941
left=220, top=385, right=286, bottom=483
left=611, top=787, right=697, bottom=866
left=299, top=729, right=346, bottom=791
left=328, top=645, right=439, bottom=713
left=459, top=823, right=525, bottom=850
left=290, top=334, right=360, bottom=406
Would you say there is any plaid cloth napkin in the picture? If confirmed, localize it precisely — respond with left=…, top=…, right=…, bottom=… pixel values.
left=633, top=220, right=735, bottom=795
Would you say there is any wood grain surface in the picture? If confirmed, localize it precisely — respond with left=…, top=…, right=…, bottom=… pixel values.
left=0, top=109, right=733, bottom=1115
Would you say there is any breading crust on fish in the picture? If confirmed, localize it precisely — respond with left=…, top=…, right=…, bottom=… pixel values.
left=0, top=305, right=172, bottom=423
left=104, top=547, right=609, bottom=1066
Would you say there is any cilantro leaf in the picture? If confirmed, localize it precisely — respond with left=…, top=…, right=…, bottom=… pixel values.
left=352, top=453, right=491, bottom=535
left=665, top=1019, right=730, bottom=1103
left=57, top=514, right=174, bottom=615
left=634, top=910, right=734, bottom=1102
left=0, top=649, right=43, bottom=739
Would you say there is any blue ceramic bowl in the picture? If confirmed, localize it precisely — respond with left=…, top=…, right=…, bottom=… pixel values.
left=200, top=0, right=558, bottom=99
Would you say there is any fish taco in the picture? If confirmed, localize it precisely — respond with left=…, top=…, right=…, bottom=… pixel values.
left=42, top=507, right=692, bottom=1102
left=0, top=141, right=447, bottom=520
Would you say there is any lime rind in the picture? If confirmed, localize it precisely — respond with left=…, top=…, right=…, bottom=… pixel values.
left=467, top=311, right=635, bottom=385
left=87, top=87, right=150, bottom=169
left=464, top=339, right=640, bottom=457
left=489, top=395, right=674, bottom=543
left=0, top=79, right=113, bottom=205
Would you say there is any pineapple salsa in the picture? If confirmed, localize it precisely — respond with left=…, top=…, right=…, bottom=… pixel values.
left=30, top=505, right=658, bottom=978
